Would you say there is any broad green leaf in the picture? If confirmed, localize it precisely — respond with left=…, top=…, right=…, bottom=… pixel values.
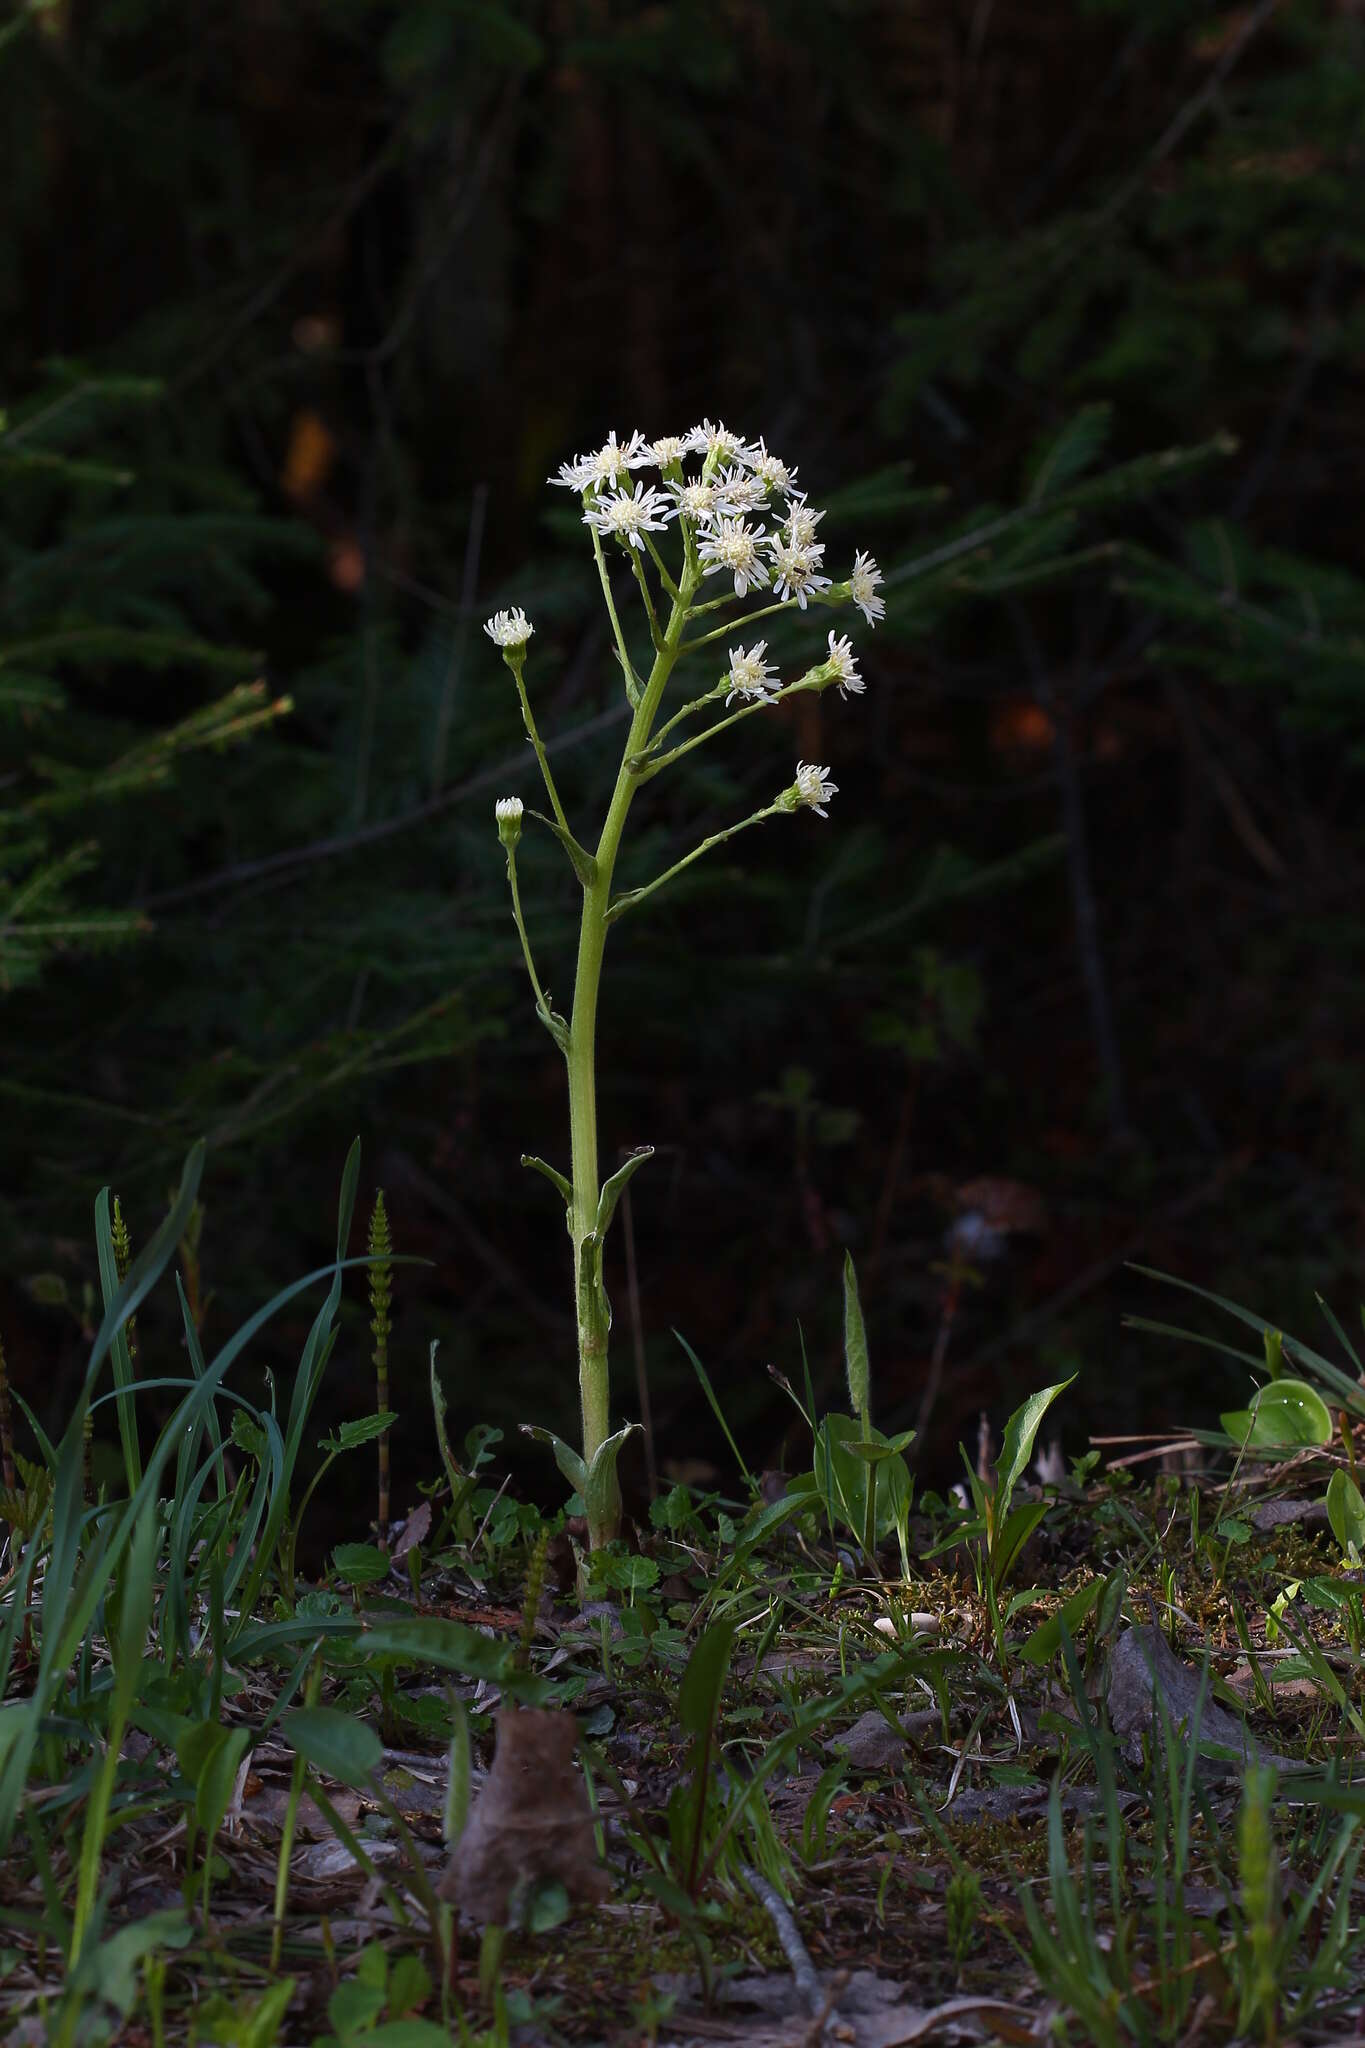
left=1220, top=1378, right=1332, bottom=1451
left=359, top=1615, right=547, bottom=1694
left=283, top=1705, right=383, bottom=1786
left=1326, top=1470, right=1365, bottom=1559
left=333, top=1542, right=389, bottom=1586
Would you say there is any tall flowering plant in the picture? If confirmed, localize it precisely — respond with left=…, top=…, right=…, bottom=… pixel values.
left=486, top=422, right=886, bottom=1547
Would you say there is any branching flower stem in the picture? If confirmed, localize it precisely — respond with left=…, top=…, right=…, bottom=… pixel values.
left=589, top=526, right=644, bottom=704
left=680, top=594, right=833, bottom=646
left=510, top=663, right=573, bottom=840
left=604, top=799, right=784, bottom=923
left=503, top=840, right=565, bottom=1048
left=564, top=565, right=700, bottom=1479
left=634, top=674, right=826, bottom=781
left=492, top=425, right=883, bottom=1548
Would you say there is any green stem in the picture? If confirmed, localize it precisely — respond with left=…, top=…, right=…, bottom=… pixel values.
left=588, top=523, right=644, bottom=704
left=681, top=593, right=843, bottom=644
left=566, top=568, right=699, bottom=1536
left=628, top=549, right=664, bottom=649
left=605, top=802, right=784, bottom=924
left=509, top=660, right=573, bottom=839
left=641, top=529, right=681, bottom=602
left=504, top=843, right=567, bottom=1047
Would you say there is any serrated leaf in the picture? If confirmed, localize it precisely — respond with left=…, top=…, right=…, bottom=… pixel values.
left=323, top=1409, right=398, bottom=1453
left=333, top=1542, right=389, bottom=1586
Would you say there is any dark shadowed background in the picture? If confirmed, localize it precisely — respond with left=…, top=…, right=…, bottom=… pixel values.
left=2, top=0, right=1363, bottom=1535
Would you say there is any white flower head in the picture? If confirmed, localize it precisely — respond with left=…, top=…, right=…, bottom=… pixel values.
left=697, top=516, right=771, bottom=599
left=712, top=465, right=770, bottom=517
left=548, top=429, right=649, bottom=493
left=794, top=760, right=838, bottom=818
left=666, top=476, right=720, bottom=524
left=582, top=480, right=671, bottom=551
left=781, top=493, right=827, bottom=550
left=484, top=607, right=534, bottom=649
left=747, top=437, right=798, bottom=494
left=495, top=795, right=523, bottom=847
left=645, top=435, right=689, bottom=468
left=769, top=538, right=833, bottom=609
left=825, top=630, right=864, bottom=698
left=849, top=549, right=886, bottom=627
left=685, top=418, right=749, bottom=469
left=724, top=640, right=777, bottom=706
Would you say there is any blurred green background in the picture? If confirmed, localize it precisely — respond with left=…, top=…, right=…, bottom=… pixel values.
left=3, top=0, right=1363, bottom=1521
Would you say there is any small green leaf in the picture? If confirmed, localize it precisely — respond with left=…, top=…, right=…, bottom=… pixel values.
left=333, top=1542, right=389, bottom=1586
left=323, top=1410, right=398, bottom=1454
left=521, top=1424, right=587, bottom=1495
left=596, top=1147, right=654, bottom=1239
left=1263, top=1328, right=1285, bottom=1379
left=526, top=807, right=597, bottom=887
left=521, top=1154, right=574, bottom=1207
left=1021, top=1578, right=1105, bottom=1666
left=283, top=1706, right=383, bottom=1786
left=1326, top=1469, right=1365, bottom=1560
left=844, top=1429, right=916, bottom=1464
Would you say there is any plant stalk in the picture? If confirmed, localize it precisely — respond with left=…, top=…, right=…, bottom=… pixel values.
left=566, top=570, right=697, bottom=1540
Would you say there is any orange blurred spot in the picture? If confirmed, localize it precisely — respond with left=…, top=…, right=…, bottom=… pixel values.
left=281, top=409, right=336, bottom=502
left=990, top=699, right=1055, bottom=755
left=329, top=538, right=366, bottom=593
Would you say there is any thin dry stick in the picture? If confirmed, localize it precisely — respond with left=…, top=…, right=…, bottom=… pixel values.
left=739, top=1862, right=828, bottom=2021
left=619, top=1172, right=657, bottom=1501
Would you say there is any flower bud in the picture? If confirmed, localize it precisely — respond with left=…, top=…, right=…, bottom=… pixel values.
left=495, top=796, right=524, bottom=849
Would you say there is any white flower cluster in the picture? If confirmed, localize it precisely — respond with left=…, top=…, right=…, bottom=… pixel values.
left=547, top=426, right=885, bottom=625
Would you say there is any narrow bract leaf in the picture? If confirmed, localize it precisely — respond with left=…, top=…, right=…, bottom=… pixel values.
left=521, top=1424, right=588, bottom=1495
left=596, top=1147, right=653, bottom=1239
